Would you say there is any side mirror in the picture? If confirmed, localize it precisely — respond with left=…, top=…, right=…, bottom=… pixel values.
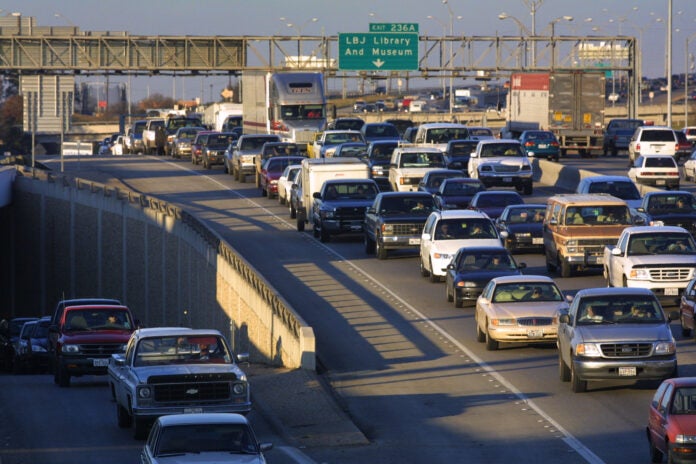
left=611, top=247, right=622, bottom=256
left=668, top=310, right=680, bottom=322
left=422, top=233, right=431, bottom=241
left=313, top=192, right=321, bottom=199
left=517, top=262, right=527, bottom=269
left=559, top=314, right=570, bottom=324
left=470, top=151, right=479, bottom=158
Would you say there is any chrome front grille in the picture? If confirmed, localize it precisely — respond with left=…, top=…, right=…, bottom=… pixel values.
left=387, top=223, right=426, bottom=236
left=493, top=165, right=519, bottom=173
left=600, top=343, right=653, bottom=357
left=517, top=317, right=554, bottom=326
left=648, top=268, right=692, bottom=280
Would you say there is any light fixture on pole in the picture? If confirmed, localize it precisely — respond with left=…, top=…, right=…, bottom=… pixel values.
left=280, top=17, right=319, bottom=68
left=522, top=0, right=544, bottom=67
left=498, top=13, right=531, bottom=68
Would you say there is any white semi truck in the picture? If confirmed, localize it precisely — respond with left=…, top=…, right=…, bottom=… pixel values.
left=242, top=71, right=326, bottom=150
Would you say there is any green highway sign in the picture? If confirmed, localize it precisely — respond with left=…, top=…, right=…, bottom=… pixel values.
left=338, top=32, right=419, bottom=71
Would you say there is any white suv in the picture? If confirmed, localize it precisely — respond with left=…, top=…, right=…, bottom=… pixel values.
left=419, top=210, right=502, bottom=282
left=628, top=126, right=677, bottom=165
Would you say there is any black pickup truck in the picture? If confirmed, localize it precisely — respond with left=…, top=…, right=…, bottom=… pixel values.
left=602, top=118, right=643, bottom=156
left=312, top=179, right=380, bottom=242
left=363, top=191, right=435, bottom=259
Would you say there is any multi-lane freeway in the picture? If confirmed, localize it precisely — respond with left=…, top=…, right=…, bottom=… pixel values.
left=2, top=151, right=695, bottom=464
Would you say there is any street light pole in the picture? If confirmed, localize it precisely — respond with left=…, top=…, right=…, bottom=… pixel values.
left=522, top=0, right=544, bottom=67
left=667, top=0, right=673, bottom=127
left=442, top=0, right=458, bottom=120
left=685, top=32, right=696, bottom=125
left=498, top=13, right=531, bottom=68
left=427, top=16, right=447, bottom=103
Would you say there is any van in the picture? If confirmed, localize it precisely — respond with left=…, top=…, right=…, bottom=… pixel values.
left=543, top=194, right=636, bottom=277
left=295, top=157, right=370, bottom=232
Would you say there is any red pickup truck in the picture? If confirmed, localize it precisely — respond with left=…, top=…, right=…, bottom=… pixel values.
left=52, top=304, right=136, bottom=387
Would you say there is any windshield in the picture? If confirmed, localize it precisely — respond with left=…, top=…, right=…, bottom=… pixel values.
left=442, top=181, right=484, bottom=196
left=564, top=205, right=632, bottom=226
left=64, top=310, right=132, bottom=331
left=280, top=104, right=324, bottom=120
left=424, top=127, right=469, bottom=143
left=587, top=181, right=641, bottom=200
left=670, top=387, right=696, bottom=415
left=455, top=250, right=516, bottom=272
left=434, top=218, right=497, bottom=240
left=492, top=282, right=563, bottom=303
left=134, top=335, right=232, bottom=366
left=378, top=196, right=435, bottom=215
left=502, top=206, right=546, bottom=223
left=575, top=296, right=664, bottom=325
left=647, top=194, right=696, bottom=213
left=400, top=152, right=446, bottom=168
left=480, top=143, right=524, bottom=158
left=155, top=423, right=258, bottom=456
left=324, top=182, right=378, bottom=200
left=627, top=233, right=696, bottom=255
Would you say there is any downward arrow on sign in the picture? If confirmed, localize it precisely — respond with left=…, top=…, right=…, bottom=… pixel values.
left=372, top=59, right=385, bottom=68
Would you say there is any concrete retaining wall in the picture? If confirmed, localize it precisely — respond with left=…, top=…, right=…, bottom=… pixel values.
left=1, top=170, right=315, bottom=370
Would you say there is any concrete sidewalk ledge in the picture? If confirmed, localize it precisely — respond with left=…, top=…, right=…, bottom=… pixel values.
left=247, top=364, right=369, bottom=448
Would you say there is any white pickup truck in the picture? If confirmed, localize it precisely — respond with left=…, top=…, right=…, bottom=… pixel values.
left=388, top=146, right=447, bottom=192
left=603, top=225, right=696, bottom=306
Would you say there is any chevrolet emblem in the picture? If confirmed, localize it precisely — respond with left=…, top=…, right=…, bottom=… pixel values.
left=186, top=388, right=199, bottom=395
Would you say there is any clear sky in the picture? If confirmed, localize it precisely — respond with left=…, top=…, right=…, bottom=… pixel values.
left=3, top=0, right=695, bottom=103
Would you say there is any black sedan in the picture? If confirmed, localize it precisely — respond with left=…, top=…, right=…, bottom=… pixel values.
left=495, top=204, right=547, bottom=252
left=433, top=178, right=486, bottom=210
left=445, top=246, right=526, bottom=308
left=417, top=169, right=466, bottom=194
left=444, top=139, right=479, bottom=172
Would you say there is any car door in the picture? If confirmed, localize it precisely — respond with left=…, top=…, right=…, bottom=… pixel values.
left=650, top=382, right=673, bottom=455
left=543, top=202, right=562, bottom=266
left=681, top=280, right=696, bottom=334
left=420, top=213, right=438, bottom=271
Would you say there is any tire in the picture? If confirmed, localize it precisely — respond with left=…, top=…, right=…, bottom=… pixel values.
left=375, top=238, right=388, bottom=260
left=255, top=173, right=260, bottom=188
left=485, top=327, right=499, bottom=351
left=319, top=224, right=330, bottom=243
left=313, top=222, right=320, bottom=238
left=560, top=257, right=572, bottom=278
left=454, top=292, right=463, bottom=308
left=117, top=403, right=132, bottom=428
left=428, top=259, right=439, bottom=283
left=203, top=158, right=209, bottom=169
left=279, top=193, right=285, bottom=205
left=420, top=259, right=430, bottom=277
left=681, top=314, right=692, bottom=337
left=133, top=418, right=149, bottom=440
left=290, top=202, right=297, bottom=219
left=648, top=435, right=664, bottom=463
left=523, top=183, right=533, bottom=195
left=559, top=352, right=571, bottom=382
left=239, top=171, right=246, bottom=183
left=57, top=365, right=70, bottom=388
left=364, top=233, right=375, bottom=254
left=603, top=267, right=612, bottom=287
left=570, top=360, right=587, bottom=393
left=476, top=321, right=486, bottom=343
left=446, top=285, right=453, bottom=302
left=297, top=218, right=305, bottom=232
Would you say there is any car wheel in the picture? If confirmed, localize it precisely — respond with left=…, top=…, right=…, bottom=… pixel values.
left=603, top=267, right=612, bottom=287
left=313, top=221, right=320, bottom=238
left=117, top=403, right=132, bottom=428
left=485, top=326, right=499, bottom=351
left=239, top=171, right=246, bottom=183
left=376, top=238, right=388, bottom=260
left=364, top=233, right=375, bottom=254
left=570, top=359, right=587, bottom=393
left=279, top=193, right=285, bottom=205
left=428, top=259, right=439, bottom=283
left=297, top=217, right=305, bottom=232
left=290, top=202, right=297, bottom=219
left=648, top=435, right=664, bottom=463
left=454, top=292, right=463, bottom=308
left=133, top=418, right=149, bottom=440
left=681, top=314, right=692, bottom=337
left=446, top=284, right=453, bottom=302
left=261, top=184, right=267, bottom=197
left=57, top=365, right=70, bottom=388
left=476, top=321, right=486, bottom=343
left=559, top=351, right=571, bottom=382
left=319, top=224, right=330, bottom=243
left=420, top=258, right=430, bottom=277
left=560, top=257, right=572, bottom=278
left=523, top=183, right=533, bottom=195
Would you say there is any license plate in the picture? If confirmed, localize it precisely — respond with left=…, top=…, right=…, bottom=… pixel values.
left=538, top=144, right=548, bottom=149
left=350, top=225, right=362, bottom=231
left=93, top=358, right=109, bottom=367
left=184, top=408, right=203, bottom=414
left=618, top=366, right=637, bottom=376
left=409, top=238, right=421, bottom=245
left=656, top=179, right=665, bottom=185
left=527, top=329, right=543, bottom=339
left=503, top=177, right=512, bottom=183
left=665, top=288, right=678, bottom=296
left=532, top=237, right=543, bottom=245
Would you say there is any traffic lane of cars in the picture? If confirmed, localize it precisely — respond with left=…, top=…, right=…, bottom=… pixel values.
left=37, top=154, right=695, bottom=464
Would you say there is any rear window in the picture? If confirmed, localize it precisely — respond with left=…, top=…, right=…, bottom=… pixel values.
left=644, top=157, right=677, bottom=168
left=641, top=129, right=676, bottom=142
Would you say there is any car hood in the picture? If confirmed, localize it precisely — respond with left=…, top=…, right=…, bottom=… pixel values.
left=628, top=255, right=696, bottom=267
left=669, top=415, right=696, bottom=434
left=575, top=324, right=674, bottom=343
left=61, top=330, right=133, bottom=344
left=505, top=223, right=543, bottom=234
left=478, top=157, right=529, bottom=166
left=133, top=364, right=246, bottom=382
left=431, top=238, right=502, bottom=254
left=454, top=269, right=522, bottom=283
left=148, top=451, right=264, bottom=463
left=477, top=206, right=506, bottom=219
left=379, top=214, right=429, bottom=223
left=609, top=129, right=638, bottom=137
left=489, top=301, right=568, bottom=318
left=320, top=199, right=374, bottom=208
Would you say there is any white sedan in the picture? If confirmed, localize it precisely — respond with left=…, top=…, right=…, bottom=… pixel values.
left=141, top=413, right=272, bottom=463
left=277, top=164, right=301, bottom=206
left=683, top=150, right=696, bottom=182
left=628, top=154, right=680, bottom=190
left=474, top=275, right=568, bottom=351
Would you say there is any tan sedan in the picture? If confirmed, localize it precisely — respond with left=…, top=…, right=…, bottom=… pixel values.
left=475, top=275, right=568, bottom=351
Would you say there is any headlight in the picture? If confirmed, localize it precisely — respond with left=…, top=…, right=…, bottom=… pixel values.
left=456, top=281, right=477, bottom=288
left=31, top=345, right=47, bottom=352
left=675, top=435, right=696, bottom=444
left=655, top=341, right=676, bottom=355
left=433, top=252, right=451, bottom=259
left=62, top=344, right=80, bottom=353
left=270, top=180, right=278, bottom=186
left=115, top=344, right=127, bottom=353
left=480, top=165, right=493, bottom=172
left=520, top=164, right=532, bottom=171
left=575, top=343, right=602, bottom=357
left=232, top=383, right=247, bottom=395
left=137, top=386, right=152, bottom=399
left=629, top=269, right=651, bottom=280
left=320, top=209, right=336, bottom=219
left=382, top=224, right=394, bottom=233
left=491, top=318, right=516, bottom=326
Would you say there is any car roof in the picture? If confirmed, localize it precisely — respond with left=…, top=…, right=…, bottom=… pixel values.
left=455, top=246, right=509, bottom=253
left=575, top=287, right=656, bottom=298
left=418, top=122, right=467, bottom=128
left=424, top=169, right=464, bottom=176
left=134, top=327, right=223, bottom=338
left=661, top=377, right=696, bottom=389
left=490, top=275, right=557, bottom=284
left=502, top=203, right=546, bottom=209
left=156, top=413, right=249, bottom=427
left=433, top=210, right=491, bottom=219
left=63, top=304, right=130, bottom=312
left=622, top=225, right=688, bottom=234
left=377, top=191, right=433, bottom=198
left=479, top=139, right=520, bottom=145
left=581, top=175, right=634, bottom=183
left=441, top=178, right=482, bottom=184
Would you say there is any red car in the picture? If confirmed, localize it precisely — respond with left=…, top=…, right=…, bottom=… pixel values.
left=647, top=377, right=696, bottom=463
left=258, top=156, right=306, bottom=198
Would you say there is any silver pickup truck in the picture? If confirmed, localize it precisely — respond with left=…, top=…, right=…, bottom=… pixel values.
left=557, top=287, right=678, bottom=393
left=108, top=327, right=251, bottom=439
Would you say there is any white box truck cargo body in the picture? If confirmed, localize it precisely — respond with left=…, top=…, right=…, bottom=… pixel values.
left=203, top=102, right=243, bottom=132
left=504, top=72, right=605, bottom=157
left=296, top=157, right=369, bottom=231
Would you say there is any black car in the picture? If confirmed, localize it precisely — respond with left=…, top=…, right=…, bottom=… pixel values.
left=363, top=191, right=435, bottom=259
left=0, top=324, right=14, bottom=372
left=433, top=178, right=486, bottom=210
left=636, top=191, right=696, bottom=237
left=445, top=246, right=526, bottom=308
left=495, top=204, right=547, bottom=252
left=312, top=179, right=380, bottom=242
left=444, top=139, right=479, bottom=172
left=468, top=191, right=525, bottom=220
left=13, top=317, right=51, bottom=374
left=366, top=140, right=400, bottom=190
left=417, top=169, right=466, bottom=194
left=333, top=142, right=368, bottom=159
left=326, top=117, right=365, bottom=131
